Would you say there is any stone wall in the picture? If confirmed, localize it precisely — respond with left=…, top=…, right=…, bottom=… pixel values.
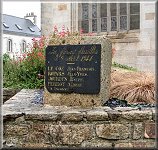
left=3, top=88, right=20, bottom=103
left=106, top=3, right=155, bottom=73
left=41, top=3, right=71, bottom=36
left=3, top=89, right=156, bottom=148
left=41, top=2, right=156, bottom=73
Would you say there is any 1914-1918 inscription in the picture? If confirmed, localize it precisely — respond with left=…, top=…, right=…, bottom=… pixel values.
left=45, top=44, right=101, bottom=94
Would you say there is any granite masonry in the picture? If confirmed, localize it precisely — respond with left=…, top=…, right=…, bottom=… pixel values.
left=3, top=89, right=156, bottom=148
left=3, top=88, right=20, bottom=103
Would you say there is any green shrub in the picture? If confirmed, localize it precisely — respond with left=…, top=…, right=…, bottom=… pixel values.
left=112, top=61, right=138, bottom=71
left=3, top=36, right=46, bottom=89
left=3, top=26, right=83, bottom=89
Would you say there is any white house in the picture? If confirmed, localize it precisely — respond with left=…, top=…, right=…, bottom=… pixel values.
left=41, top=2, right=156, bottom=73
left=3, top=13, right=41, bottom=59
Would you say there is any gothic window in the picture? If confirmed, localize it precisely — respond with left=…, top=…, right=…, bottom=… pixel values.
left=130, top=3, right=140, bottom=30
left=110, top=3, right=117, bottom=31
left=7, top=39, right=12, bottom=52
left=79, top=3, right=140, bottom=33
left=81, top=3, right=89, bottom=33
left=92, top=3, right=97, bottom=32
left=120, top=3, right=127, bottom=30
left=101, top=3, right=107, bottom=32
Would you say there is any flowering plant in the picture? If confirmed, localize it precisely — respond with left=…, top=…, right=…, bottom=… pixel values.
left=3, top=35, right=48, bottom=89
left=48, top=25, right=84, bottom=45
left=3, top=25, right=114, bottom=89
left=23, top=36, right=47, bottom=72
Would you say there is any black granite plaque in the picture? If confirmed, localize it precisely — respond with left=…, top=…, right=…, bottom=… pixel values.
left=45, top=44, right=101, bottom=94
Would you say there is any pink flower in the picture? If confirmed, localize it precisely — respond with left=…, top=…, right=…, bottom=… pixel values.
left=37, top=52, right=43, bottom=57
left=32, top=38, right=36, bottom=41
left=53, top=25, right=58, bottom=33
left=80, top=29, right=84, bottom=34
left=22, top=53, right=26, bottom=58
left=88, top=32, right=94, bottom=36
left=58, top=31, right=66, bottom=37
left=62, top=25, right=65, bottom=32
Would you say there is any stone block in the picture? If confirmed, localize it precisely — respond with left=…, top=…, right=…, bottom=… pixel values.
left=86, top=109, right=108, bottom=121
left=82, top=139, right=112, bottom=148
left=137, top=50, right=155, bottom=56
left=3, top=136, right=23, bottom=148
left=121, top=110, right=152, bottom=120
left=23, top=131, right=50, bottom=144
left=32, top=123, right=50, bottom=134
left=22, top=143, right=51, bottom=148
left=145, top=13, right=155, bottom=20
left=15, top=116, right=25, bottom=123
left=96, top=124, right=130, bottom=139
left=44, top=36, right=112, bottom=107
left=107, top=110, right=122, bottom=121
left=133, top=123, right=143, bottom=139
left=25, top=111, right=58, bottom=121
left=132, top=140, right=155, bottom=148
left=5, top=125, right=29, bottom=136
left=58, top=4, right=67, bottom=11
left=61, top=110, right=83, bottom=122
left=138, top=37, right=151, bottom=50
left=3, top=110, right=24, bottom=121
left=115, top=142, right=133, bottom=148
left=49, top=124, right=93, bottom=145
left=144, top=122, right=156, bottom=138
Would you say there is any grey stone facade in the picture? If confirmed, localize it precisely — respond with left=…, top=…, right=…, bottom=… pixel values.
left=41, top=2, right=155, bottom=73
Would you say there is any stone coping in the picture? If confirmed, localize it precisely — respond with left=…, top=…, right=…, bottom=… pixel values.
left=3, top=89, right=155, bottom=122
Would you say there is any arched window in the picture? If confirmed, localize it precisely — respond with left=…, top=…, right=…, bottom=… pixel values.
left=7, top=39, right=12, bottom=52
left=22, top=40, right=26, bottom=53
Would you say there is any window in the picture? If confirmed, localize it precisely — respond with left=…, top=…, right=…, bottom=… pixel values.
left=7, top=39, right=12, bottom=52
left=130, top=3, right=140, bottom=30
left=79, top=3, right=140, bottom=33
left=28, top=27, right=35, bottom=32
left=15, top=24, right=22, bottom=30
left=22, top=40, right=26, bottom=53
left=3, top=22, right=9, bottom=28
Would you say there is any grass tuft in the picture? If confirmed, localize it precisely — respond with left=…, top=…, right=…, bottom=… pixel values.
left=110, top=70, right=155, bottom=104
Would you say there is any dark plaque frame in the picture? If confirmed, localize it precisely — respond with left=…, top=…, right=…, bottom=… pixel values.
left=45, top=44, right=101, bottom=94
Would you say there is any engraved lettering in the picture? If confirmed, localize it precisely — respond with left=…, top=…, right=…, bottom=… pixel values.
left=69, top=77, right=83, bottom=82
left=68, top=82, right=82, bottom=87
left=46, top=44, right=101, bottom=93
left=80, top=55, right=94, bottom=61
left=49, top=77, right=67, bottom=82
left=48, top=71, right=65, bottom=76
left=48, top=82, right=65, bottom=86
left=54, top=87, right=68, bottom=91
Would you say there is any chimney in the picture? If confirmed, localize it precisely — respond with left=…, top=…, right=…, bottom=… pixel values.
left=24, top=12, right=37, bottom=25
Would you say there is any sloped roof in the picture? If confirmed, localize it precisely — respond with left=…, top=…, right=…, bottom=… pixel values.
left=3, top=14, right=41, bottom=37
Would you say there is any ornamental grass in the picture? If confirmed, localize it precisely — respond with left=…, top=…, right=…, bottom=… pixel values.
left=110, top=70, right=155, bottom=104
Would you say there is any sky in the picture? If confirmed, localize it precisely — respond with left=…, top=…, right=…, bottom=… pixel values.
left=2, top=1, right=41, bottom=29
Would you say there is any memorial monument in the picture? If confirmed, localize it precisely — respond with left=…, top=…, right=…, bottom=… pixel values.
left=44, top=36, right=112, bottom=107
